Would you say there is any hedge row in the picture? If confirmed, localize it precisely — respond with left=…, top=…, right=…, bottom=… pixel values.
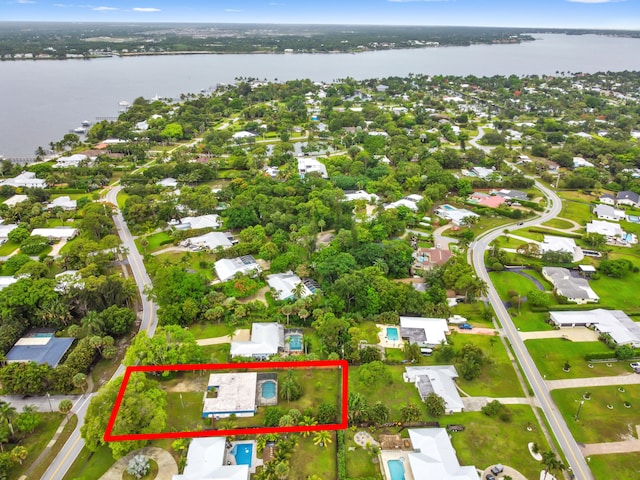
left=337, top=430, right=346, bottom=480
left=527, top=227, right=582, bottom=239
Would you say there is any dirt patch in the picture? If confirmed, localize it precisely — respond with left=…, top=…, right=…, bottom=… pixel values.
left=163, top=375, right=208, bottom=393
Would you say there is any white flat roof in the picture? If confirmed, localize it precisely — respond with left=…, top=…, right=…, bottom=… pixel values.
left=407, top=428, right=479, bottom=480
left=550, top=309, right=640, bottom=347
left=31, top=227, right=77, bottom=239
left=203, top=372, right=257, bottom=416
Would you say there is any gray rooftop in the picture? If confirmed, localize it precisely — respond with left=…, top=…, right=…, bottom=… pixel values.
left=6, top=336, right=74, bottom=367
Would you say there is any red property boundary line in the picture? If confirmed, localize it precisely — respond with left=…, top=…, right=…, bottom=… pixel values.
left=104, top=359, right=348, bottom=442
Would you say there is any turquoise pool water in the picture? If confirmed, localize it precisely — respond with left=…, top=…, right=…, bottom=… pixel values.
left=231, top=443, right=253, bottom=466
left=261, top=381, right=276, bottom=399
left=387, top=327, right=399, bottom=341
left=33, top=333, right=53, bottom=338
left=288, top=334, right=303, bottom=351
left=388, top=459, right=405, bottom=480
left=441, top=204, right=455, bottom=211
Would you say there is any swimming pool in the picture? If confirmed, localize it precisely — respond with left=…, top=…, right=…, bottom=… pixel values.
left=387, top=459, right=405, bottom=480
left=441, top=204, right=456, bottom=211
left=231, top=443, right=253, bottom=467
left=33, top=333, right=53, bottom=338
left=288, top=334, right=303, bottom=351
left=387, top=327, right=399, bottom=341
left=261, top=381, right=276, bottom=399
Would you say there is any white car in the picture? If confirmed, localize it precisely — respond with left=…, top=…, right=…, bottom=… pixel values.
left=630, top=362, right=640, bottom=370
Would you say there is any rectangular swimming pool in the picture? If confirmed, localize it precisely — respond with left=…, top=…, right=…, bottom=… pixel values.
left=288, top=334, right=303, bottom=351
left=387, top=459, right=405, bottom=480
left=387, top=327, right=399, bottom=341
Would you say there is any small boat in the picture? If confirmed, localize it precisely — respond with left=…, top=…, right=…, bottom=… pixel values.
left=118, top=100, right=130, bottom=108
left=81, top=120, right=90, bottom=127
left=73, top=127, right=86, bottom=134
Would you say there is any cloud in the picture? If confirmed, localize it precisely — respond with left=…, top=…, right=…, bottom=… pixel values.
left=132, top=7, right=160, bottom=11
left=93, top=6, right=118, bottom=10
left=566, top=0, right=625, bottom=3
left=225, top=8, right=243, bottom=12
left=17, top=0, right=37, bottom=4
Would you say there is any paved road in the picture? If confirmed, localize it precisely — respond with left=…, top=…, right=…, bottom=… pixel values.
left=43, top=185, right=159, bottom=480
left=546, top=373, right=640, bottom=390
left=470, top=179, right=594, bottom=480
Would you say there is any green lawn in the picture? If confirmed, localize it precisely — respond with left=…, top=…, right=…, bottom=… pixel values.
left=490, top=271, right=544, bottom=299
left=136, top=231, right=173, bottom=253
left=62, top=445, right=114, bottom=480
left=26, top=414, right=78, bottom=480
left=289, top=433, right=337, bottom=479
left=451, top=333, right=523, bottom=397
left=349, top=364, right=427, bottom=421
left=589, top=453, right=640, bottom=480
left=116, top=190, right=129, bottom=209
left=550, top=385, right=640, bottom=443
left=384, top=348, right=404, bottom=363
left=188, top=322, right=234, bottom=340
left=344, top=430, right=383, bottom=479
left=6, top=413, right=66, bottom=480
left=163, top=391, right=206, bottom=434
left=356, top=321, right=381, bottom=344
left=541, top=218, right=576, bottom=230
left=525, top=339, right=628, bottom=379
left=590, top=275, right=640, bottom=313
left=446, top=406, right=552, bottom=480
left=559, top=199, right=592, bottom=225
left=451, top=302, right=493, bottom=328
left=151, top=251, right=216, bottom=281
left=0, top=240, right=19, bottom=255
left=510, top=311, right=554, bottom=332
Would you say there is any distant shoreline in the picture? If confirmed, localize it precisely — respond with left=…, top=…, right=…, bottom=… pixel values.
left=0, top=39, right=537, bottom=62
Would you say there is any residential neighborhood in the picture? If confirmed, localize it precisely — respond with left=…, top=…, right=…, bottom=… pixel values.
left=0, top=70, right=640, bottom=480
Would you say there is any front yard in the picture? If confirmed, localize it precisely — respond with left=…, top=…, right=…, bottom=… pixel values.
left=550, top=385, right=640, bottom=443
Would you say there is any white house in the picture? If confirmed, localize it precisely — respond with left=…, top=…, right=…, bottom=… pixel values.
left=297, top=157, right=328, bottom=179
left=542, top=267, right=599, bottom=304
left=586, top=220, right=624, bottom=240
left=549, top=309, right=640, bottom=348
left=0, top=277, right=18, bottom=291
left=31, top=227, right=78, bottom=240
left=3, top=195, right=28, bottom=207
left=202, top=372, right=258, bottom=418
left=385, top=196, right=421, bottom=212
left=0, top=172, right=46, bottom=189
left=230, top=322, right=284, bottom=359
left=573, top=157, right=594, bottom=168
left=593, top=204, right=626, bottom=222
left=540, top=235, right=583, bottom=262
left=53, top=154, right=89, bottom=169
left=343, top=190, right=380, bottom=204
left=215, top=256, right=261, bottom=282
left=174, top=214, right=220, bottom=231
left=47, top=196, right=77, bottom=210
left=0, top=224, right=18, bottom=241
left=399, top=316, right=449, bottom=347
left=172, top=437, right=249, bottom=480
left=232, top=131, right=256, bottom=140
left=435, top=205, right=479, bottom=226
left=395, top=429, right=479, bottom=480
left=403, top=366, right=464, bottom=412
left=266, top=272, right=313, bottom=301
left=182, top=232, right=234, bottom=250
left=599, top=194, right=616, bottom=206
left=156, top=177, right=178, bottom=188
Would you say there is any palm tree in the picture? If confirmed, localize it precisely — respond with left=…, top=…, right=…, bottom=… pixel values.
left=313, top=430, right=332, bottom=448
left=280, top=305, right=293, bottom=325
left=274, top=461, right=290, bottom=480
left=0, top=401, right=17, bottom=437
left=10, top=445, right=28, bottom=465
left=541, top=451, right=565, bottom=480
left=81, top=311, right=104, bottom=336
left=292, top=282, right=305, bottom=300
left=298, top=415, right=318, bottom=437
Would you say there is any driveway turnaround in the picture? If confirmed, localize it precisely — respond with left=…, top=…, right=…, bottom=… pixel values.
left=99, top=447, right=178, bottom=480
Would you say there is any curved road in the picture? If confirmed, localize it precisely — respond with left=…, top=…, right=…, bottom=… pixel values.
left=470, top=179, right=593, bottom=480
left=44, top=185, right=158, bottom=480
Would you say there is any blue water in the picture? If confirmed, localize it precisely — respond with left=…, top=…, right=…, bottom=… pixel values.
left=231, top=443, right=253, bottom=466
left=625, top=233, right=633, bottom=242
left=388, top=459, right=405, bottom=480
left=628, top=216, right=639, bottom=223
left=289, top=335, right=303, bottom=351
left=261, top=381, right=276, bottom=399
left=441, top=204, right=455, bottom=211
left=387, top=328, right=399, bottom=341
left=33, top=333, right=53, bottom=338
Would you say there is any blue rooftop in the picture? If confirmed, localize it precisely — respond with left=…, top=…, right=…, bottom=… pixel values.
left=6, top=336, right=74, bottom=367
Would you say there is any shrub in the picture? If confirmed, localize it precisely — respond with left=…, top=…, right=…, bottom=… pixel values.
left=126, top=454, right=150, bottom=480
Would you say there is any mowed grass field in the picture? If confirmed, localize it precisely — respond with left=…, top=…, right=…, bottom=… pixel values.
left=525, top=338, right=629, bottom=379
left=550, top=385, right=640, bottom=443
left=589, top=453, right=640, bottom=480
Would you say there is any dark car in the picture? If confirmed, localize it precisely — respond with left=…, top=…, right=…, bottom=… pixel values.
left=486, top=475, right=497, bottom=480
left=491, top=464, right=504, bottom=475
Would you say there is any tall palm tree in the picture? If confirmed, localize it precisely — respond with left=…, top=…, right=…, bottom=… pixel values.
left=0, top=401, right=17, bottom=437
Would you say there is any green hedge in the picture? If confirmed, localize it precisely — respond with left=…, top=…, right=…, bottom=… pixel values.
left=337, top=431, right=346, bottom=480
left=50, top=188, right=88, bottom=194
left=527, top=227, right=582, bottom=239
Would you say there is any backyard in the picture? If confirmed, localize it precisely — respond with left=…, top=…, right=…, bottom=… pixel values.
left=525, top=338, right=628, bottom=379
left=588, top=453, right=640, bottom=480
left=550, top=385, right=640, bottom=443
left=289, top=433, right=337, bottom=479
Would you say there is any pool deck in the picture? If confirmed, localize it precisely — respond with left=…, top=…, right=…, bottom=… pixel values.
left=377, top=324, right=405, bottom=349
left=227, top=440, right=263, bottom=474
left=379, top=451, right=414, bottom=480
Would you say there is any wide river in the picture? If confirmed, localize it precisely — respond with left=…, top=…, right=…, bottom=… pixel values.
left=1, top=33, right=640, bottom=158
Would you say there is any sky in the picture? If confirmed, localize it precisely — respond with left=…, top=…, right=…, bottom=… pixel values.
left=2, top=0, right=640, bottom=29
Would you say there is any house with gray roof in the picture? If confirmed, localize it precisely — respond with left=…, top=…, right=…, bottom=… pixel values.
left=593, top=204, right=626, bottom=222
left=215, top=256, right=261, bottom=282
left=542, top=267, right=599, bottom=304
left=6, top=330, right=74, bottom=367
left=403, top=366, right=464, bottom=413
left=400, top=316, right=449, bottom=347
left=549, top=309, right=640, bottom=348
left=616, top=191, right=640, bottom=208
